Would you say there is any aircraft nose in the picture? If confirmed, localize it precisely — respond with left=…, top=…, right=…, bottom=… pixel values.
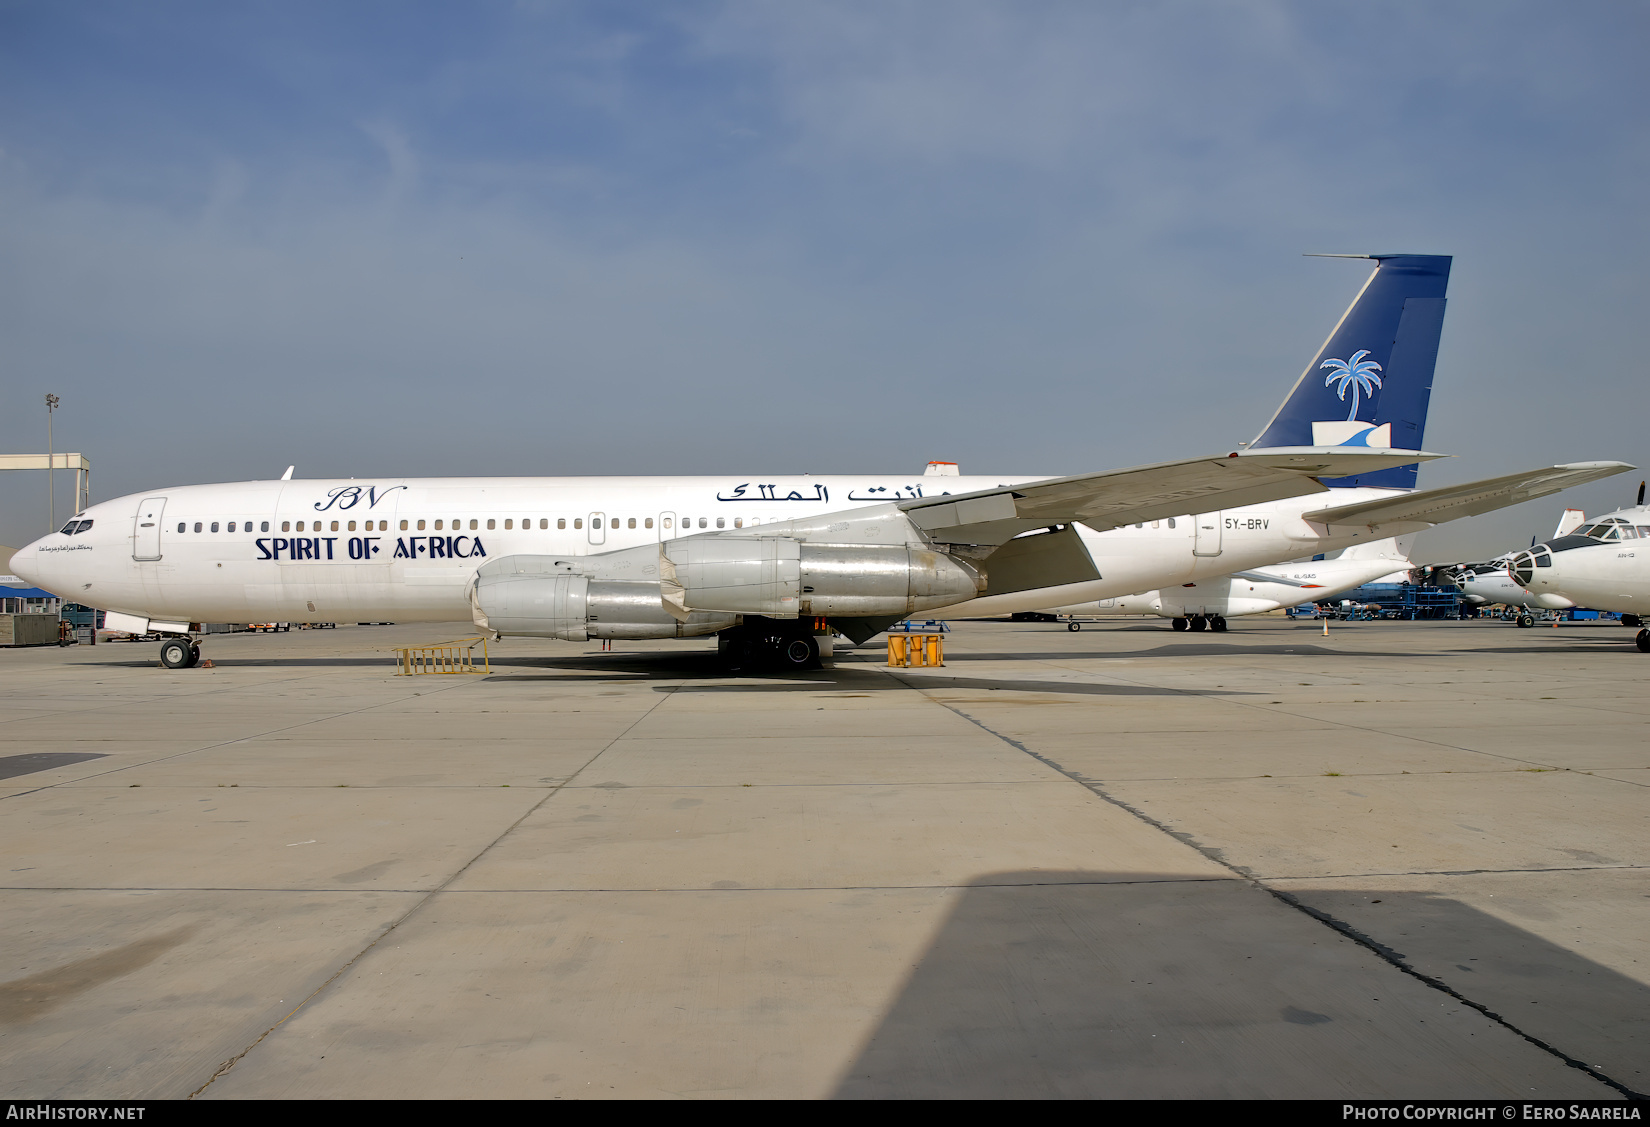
left=1509, top=545, right=1551, bottom=588
left=9, top=534, right=55, bottom=590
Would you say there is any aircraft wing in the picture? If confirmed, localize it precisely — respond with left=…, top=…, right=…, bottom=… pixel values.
left=1299, top=461, right=1635, bottom=529
left=899, top=447, right=1444, bottom=544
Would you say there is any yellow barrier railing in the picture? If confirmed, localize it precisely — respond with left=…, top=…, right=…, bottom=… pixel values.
left=887, top=633, right=944, bottom=668
left=394, top=637, right=490, bottom=675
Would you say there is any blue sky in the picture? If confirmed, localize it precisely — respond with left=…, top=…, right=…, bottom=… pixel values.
left=2, top=1, right=1647, bottom=560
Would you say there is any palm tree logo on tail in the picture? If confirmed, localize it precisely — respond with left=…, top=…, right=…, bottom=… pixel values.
left=1321, top=350, right=1383, bottom=420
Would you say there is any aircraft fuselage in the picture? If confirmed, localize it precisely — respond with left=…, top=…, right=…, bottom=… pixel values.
left=18, top=473, right=1423, bottom=627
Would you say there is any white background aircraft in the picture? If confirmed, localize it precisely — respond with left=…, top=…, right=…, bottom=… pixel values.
left=1506, top=502, right=1650, bottom=651
left=1041, top=537, right=1414, bottom=631
left=1439, top=509, right=1587, bottom=626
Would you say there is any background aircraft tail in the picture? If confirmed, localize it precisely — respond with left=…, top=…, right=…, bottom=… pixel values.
left=1338, top=534, right=1414, bottom=562
left=1553, top=509, right=1586, bottom=538
left=1250, top=254, right=1452, bottom=490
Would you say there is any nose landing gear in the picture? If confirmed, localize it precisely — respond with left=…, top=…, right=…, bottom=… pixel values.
left=158, top=637, right=201, bottom=669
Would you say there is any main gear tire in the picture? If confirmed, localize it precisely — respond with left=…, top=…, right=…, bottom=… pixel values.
left=773, top=633, right=819, bottom=670
left=159, top=638, right=192, bottom=669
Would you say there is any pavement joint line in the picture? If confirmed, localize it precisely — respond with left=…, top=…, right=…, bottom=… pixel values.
left=950, top=650, right=1621, bottom=778
left=184, top=670, right=690, bottom=1100
left=886, top=665, right=1645, bottom=1102
left=0, top=677, right=482, bottom=803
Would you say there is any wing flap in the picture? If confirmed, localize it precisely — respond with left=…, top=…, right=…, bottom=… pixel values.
left=1300, top=461, right=1635, bottom=528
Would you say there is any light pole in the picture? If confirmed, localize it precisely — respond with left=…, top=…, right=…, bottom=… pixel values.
left=45, top=393, right=60, bottom=532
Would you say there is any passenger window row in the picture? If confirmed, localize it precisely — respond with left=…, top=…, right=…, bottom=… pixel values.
left=167, top=514, right=765, bottom=536
left=178, top=521, right=269, bottom=533
left=676, top=517, right=750, bottom=530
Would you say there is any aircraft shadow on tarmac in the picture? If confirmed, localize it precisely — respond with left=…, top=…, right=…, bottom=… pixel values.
left=489, top=655, right=1247, bottom=698
left=831, top=872, right=1649, bottom=1100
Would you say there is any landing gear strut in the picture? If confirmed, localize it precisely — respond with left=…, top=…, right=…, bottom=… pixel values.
left=159, top=637, right=200, bottom=669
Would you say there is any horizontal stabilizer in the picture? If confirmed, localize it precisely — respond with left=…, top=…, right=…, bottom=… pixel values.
left=1300, top=462, right=1635, bottom=529
left=901, top=447, right=1444, bottom=543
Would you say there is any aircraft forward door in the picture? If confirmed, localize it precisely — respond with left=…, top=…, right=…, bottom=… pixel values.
left=133, top=496, right=166, bottom=561
left=588, top=512, right=606, bottom=546
left=1193, top=512, right=1223, bottom=557
left=658, top=511, right=676, bottom=541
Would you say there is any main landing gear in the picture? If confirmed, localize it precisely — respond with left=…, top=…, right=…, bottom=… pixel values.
left=1172, top=615, right=1227, bottom=633
left=158, top=636, right=201, bottom=669
left=1517, top=613, right=1537, bottom=628
left=1636, top=628, right=1649, bottom=653
left=718, top=623, right=822, bottom=672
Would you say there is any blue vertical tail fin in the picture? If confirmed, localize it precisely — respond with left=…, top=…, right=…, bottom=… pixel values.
left=1250, top=254, right=1452, bottom=489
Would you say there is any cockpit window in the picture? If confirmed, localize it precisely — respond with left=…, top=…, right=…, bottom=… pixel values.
left=58, top=519, right=92, bottom=535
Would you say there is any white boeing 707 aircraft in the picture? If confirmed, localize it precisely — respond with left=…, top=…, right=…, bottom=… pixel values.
left=12, top=254, right=1631, bottom=669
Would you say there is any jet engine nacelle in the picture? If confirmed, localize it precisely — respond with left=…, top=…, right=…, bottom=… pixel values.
left=473, top=567, right=737, bottom=641
left=664, top=538, right=981, bottom=618
left=473, top=538, right=983, bottom=640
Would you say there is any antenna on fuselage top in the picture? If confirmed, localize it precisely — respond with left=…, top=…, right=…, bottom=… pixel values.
left=1638, top=481, right=1645, bottom=507
left=281, top=466, right=294, bottom=481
